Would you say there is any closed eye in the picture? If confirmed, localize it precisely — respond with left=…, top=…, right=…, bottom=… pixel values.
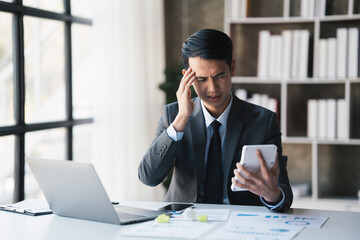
left=213, top=72, right=226, bottom=79
left=195, top=76, right=207, bottom=82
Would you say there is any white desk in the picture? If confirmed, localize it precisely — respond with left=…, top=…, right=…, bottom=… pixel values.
left=2, top=201, right=360, bottom=240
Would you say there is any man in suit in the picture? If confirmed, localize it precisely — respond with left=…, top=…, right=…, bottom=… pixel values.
left=138, top=29, right=293, bottom=212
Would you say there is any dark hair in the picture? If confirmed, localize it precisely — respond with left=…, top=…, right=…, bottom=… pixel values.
left=181, top=29, right=233, bottom=69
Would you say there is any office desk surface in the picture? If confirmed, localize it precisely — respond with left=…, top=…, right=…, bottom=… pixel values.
left=2, top=201, right=360, bottom=240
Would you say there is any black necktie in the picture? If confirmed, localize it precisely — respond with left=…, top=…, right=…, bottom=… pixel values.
left=204, top=120, right=223, bottom=204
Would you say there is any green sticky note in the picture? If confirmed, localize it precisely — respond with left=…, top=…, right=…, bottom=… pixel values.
left=155, top=214, right=170, bottom=223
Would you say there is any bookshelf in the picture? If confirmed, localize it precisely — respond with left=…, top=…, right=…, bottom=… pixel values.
left=225, top=0, right=360, bottom=208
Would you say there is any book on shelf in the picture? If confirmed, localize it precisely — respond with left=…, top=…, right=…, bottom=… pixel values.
left=316, top=0, right=326, bottom=17
left=235, top=88, right=247, bottom=100
left=267, top=98, right=278, bottom=114
left=231, top=0, right=248, bottom=18
left=300, top=0, right=309, bottom=17
left=298, top=30, right=310, bottom=78
left=347, top=28, right=359, bottom=78
left=269, top=35, right=282, bottom=77
left=327, top=38, right=337, bottom=78
left=336, top=28, right=348, bottom=78
left=257, top=30, right=271, bottom=78
left=274, top=35, right=283, bottom=78
left=318, top=99, right=327, bottom=138
left=301, top=0, right=315, bottom=17
left=307, top=99, right=318, bottom=138
left=326, top=99, right=336, bottom=139
left=282, top=30, right=292, bottom=78
left=318, top=39, right=328, bottom=78
left=291, top=29, right=301, bottom=78
left=269, top=35, right=277, bottom=77
left=337, top=99, right=349, bottom=139
left=308, top=0, right=315, bottom=17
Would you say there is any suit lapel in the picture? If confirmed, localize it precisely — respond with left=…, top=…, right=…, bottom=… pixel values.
left=188, top=98, right=206, bottom=196
left=223, top=96, right=246, bottom=186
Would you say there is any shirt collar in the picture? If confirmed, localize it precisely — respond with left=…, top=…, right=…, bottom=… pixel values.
left=201, top=92, right=233, bottom=128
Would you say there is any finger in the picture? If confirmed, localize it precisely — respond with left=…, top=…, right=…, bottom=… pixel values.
left=236, top=162, right=255, bottom=179
left=271, top=153, right=280, bottom=175
left=257, top=149, right=270, bottom=179
left=232, top=177, right=249, bottom=189
left=184, top=75, right=195, bottom=93
left=233, top=167, right=254, bottom=186
left=179, top=69, right=194, bottom=91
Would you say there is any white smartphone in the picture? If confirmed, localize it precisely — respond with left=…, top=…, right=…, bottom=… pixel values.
left=231, top=144, right=277, bottom=191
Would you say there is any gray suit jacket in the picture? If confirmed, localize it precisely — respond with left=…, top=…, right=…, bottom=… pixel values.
left=138, top=95, right=293, bottom=211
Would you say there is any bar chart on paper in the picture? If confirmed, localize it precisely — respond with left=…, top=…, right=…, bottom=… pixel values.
left=204, top=221, right=304, bottom=240
left=229, top=211, right=328, bottom=229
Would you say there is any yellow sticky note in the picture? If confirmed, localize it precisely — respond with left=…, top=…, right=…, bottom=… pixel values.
left=197, top=214, right=208, bottom=222
left=155, top=214, right=170, bottom=223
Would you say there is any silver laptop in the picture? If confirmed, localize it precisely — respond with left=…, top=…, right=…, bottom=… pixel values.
left=26, top=158, right=166, bottom=225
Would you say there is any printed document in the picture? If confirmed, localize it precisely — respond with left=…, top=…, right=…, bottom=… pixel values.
left=205, top=221, right=303, bottom=240
left=229, top=211, right=328, bottom=228
left=122, top=221, right=219, bottom=239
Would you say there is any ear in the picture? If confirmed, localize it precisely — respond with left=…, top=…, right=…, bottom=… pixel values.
left=230, top=59, right=236, bottom=77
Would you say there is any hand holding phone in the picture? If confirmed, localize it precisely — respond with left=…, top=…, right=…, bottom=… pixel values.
left=231, top=144, right=277, bottom=192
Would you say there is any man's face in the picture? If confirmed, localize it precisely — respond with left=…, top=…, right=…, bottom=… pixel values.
left=188, top=57, right=236, bottom=118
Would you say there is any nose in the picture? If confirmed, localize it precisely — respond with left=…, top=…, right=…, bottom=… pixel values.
left=208, top=77, right=217, bottom=92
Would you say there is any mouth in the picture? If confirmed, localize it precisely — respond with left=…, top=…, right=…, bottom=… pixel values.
left=208, top=95, right=221, bottom=102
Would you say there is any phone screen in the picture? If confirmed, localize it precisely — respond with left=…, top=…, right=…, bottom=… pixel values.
left=158, top=203, right=193, bottom=212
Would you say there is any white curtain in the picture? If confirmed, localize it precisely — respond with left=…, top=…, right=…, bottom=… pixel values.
left=91, top=0, right=166, bottom=201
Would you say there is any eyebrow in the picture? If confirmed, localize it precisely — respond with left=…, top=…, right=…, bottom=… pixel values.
left=212, top=72, right=226, bottom=77
left=195, top=72, right=226, bottom=79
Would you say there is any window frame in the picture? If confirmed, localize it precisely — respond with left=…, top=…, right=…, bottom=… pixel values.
left=0, top=0, right=93, bottom=202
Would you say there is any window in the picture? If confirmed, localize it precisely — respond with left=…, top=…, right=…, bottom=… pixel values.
left=0, top=1, right=93, bottom=204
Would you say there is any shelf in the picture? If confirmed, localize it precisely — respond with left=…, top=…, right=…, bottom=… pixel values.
left=227, top=14, right=360, bottom=23
left=319, top=14, right=360, bottom=21
left=232, top=77, right=283, bottom=84
left=227, top=17, right=316, bottom=24
left=286, top=78, right=360, bottom=84
left=232, top=77, right=360, bottom=84
left=292, top=197, right=360, bottom=212
left=283, top=137, right=360, bottom=145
